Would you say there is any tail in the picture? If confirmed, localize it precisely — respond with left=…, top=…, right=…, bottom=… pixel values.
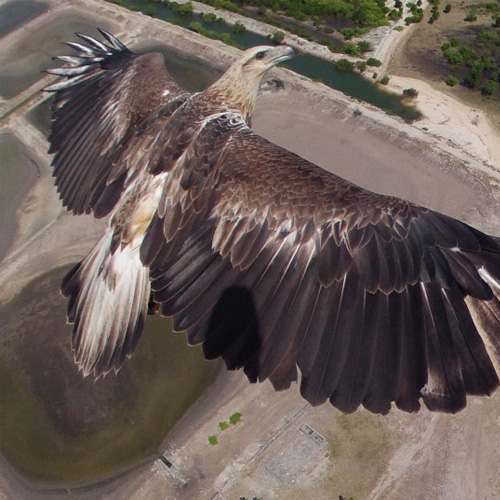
left=62, top=231, right=150, bottom=377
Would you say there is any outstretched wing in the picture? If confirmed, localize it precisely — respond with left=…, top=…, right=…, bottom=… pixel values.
left=144, top=121, right=500, bottom=415
left=46, top=29, right=189, bottom=217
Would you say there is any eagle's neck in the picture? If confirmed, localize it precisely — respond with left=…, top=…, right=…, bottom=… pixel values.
left=201, top=66, right=261, bottom=123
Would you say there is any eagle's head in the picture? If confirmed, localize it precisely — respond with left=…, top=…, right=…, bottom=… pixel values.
left=204, top=44, right=295, bottom=121
left=238, top=45, right=295, bottom=77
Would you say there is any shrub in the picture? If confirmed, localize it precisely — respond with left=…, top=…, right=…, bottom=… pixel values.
left=367, top=57, right=382, bottom=67
left=482, top=79, right=499, bottom=95
left=170, top=1, right=193, bottom=15
left=201, top=12, right=217, bottom=23
left=229, top=412, right=243, bottom=425
left=380, top=75, right=390, bottom=84
left=208, top=435, right=218, bottom=445
left=335, top=58, right=354, bottom=71
left=444, top=3, right=451, bottom=12
left=445, top=75, right=458, bottom=86
left=357, top=40, right=372, bottom=52
left=233, top=21, right=246, bottom=33
left=270, top=31, right=285, bottom=43
left=464, top=12, right=477, bottom=22
left=403, top=87, right=418, bottom=97
left=219, top=421, right=230, bottom=431
left=188, top=21, right=203, bottom=33
left=343, top=43, right=360, bottom=56
left=356, top=60, right=367, bottom=72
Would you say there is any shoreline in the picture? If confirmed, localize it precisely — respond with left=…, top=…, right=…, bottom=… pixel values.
left=2, top=0, right=500, bottom=498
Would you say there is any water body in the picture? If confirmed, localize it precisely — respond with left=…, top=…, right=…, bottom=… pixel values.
left=134, top=41, right=221, bottom=91
left=118, top=0, right=420, bottom=121
left=0, top=133, right=39, bottom=261
left=0, top=0, right=47, bottom=39
left=0, top=266, right=219, bottom=484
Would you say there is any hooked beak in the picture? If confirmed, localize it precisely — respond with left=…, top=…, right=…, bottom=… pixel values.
left=269, top=45, right=295, bottom=66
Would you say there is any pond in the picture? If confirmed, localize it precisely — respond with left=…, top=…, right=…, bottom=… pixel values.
left=0, top=266, right=219, bottom=484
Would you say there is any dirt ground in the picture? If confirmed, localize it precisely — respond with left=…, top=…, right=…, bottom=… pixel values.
left=388, top=0, right=500, bottom=130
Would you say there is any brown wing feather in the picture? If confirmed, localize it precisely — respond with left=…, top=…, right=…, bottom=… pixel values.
left=46, top=30, right=188, bottom=217
left=147, top=123, right=500, bottom=414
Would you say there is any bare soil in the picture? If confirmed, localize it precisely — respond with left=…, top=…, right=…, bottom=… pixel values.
left=388, top=0, right=500, bottom=130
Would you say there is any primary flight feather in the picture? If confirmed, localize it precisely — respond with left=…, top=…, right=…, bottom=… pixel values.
left=46, top=30, right=500, bottom=415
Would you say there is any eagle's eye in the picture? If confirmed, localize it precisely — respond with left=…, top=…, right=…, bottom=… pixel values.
left=255, top=50, right=267, bottom=60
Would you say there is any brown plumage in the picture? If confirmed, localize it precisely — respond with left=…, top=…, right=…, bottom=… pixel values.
left=46, top=30, right=500, bottom=415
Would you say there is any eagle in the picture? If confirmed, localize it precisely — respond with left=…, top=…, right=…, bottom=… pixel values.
left=46, top=29, right=500, bottom=416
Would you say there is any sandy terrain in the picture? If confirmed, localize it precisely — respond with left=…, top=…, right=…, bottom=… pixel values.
left=2, top=0, right=500, bottom=499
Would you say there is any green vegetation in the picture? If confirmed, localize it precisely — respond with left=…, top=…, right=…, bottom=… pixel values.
left=356, top=60, right=367, bottom=72
left=196, top=0, right=405, bottom=31
left=464, top=12, right=477, bottom=22
left=445, top=74, right=458, bottom=86
left=335, top=58, right=355, bottom=71
left=404, top=1, right=424, bottom=25
left=379, top=75, right=390, bottom=84
left=219, top=421, right=230, bottom=430
left=198, top=0, right=247, bottom=15
left=233, top=21, right=247, bottom=33
left=340, top=27, right=368, bottom=41
left=429, top=0, right=440, bottom=23
left=366, top=57, right=382, bottom=67
left=201, top=11, right=219, bottom=23
left=229, top=411, right=243, bottom=425
left=187, top=21, right=244, bottom=49
left=270, top=30, right=285, bottom=43
left=444, top=3, right=451, bottom=13
left=145, top=4, right=156, bottom=16
left=403, top=87, right=418, bottom=97
left=208, top=435, right=218, bottom=445
left=167, top=0, right=194, bottom=15
left=441, top=28, right=500, bottom=96
left=343, top=43, right=360, bottom=56
left=357, top=40, right=372, bottom=52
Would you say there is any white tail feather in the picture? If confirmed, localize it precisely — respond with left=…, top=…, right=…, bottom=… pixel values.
left=63, top=231, right=150, bottom=376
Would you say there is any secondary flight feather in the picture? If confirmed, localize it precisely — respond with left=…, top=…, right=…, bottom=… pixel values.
left=46, top=29, right=500, bottom=415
